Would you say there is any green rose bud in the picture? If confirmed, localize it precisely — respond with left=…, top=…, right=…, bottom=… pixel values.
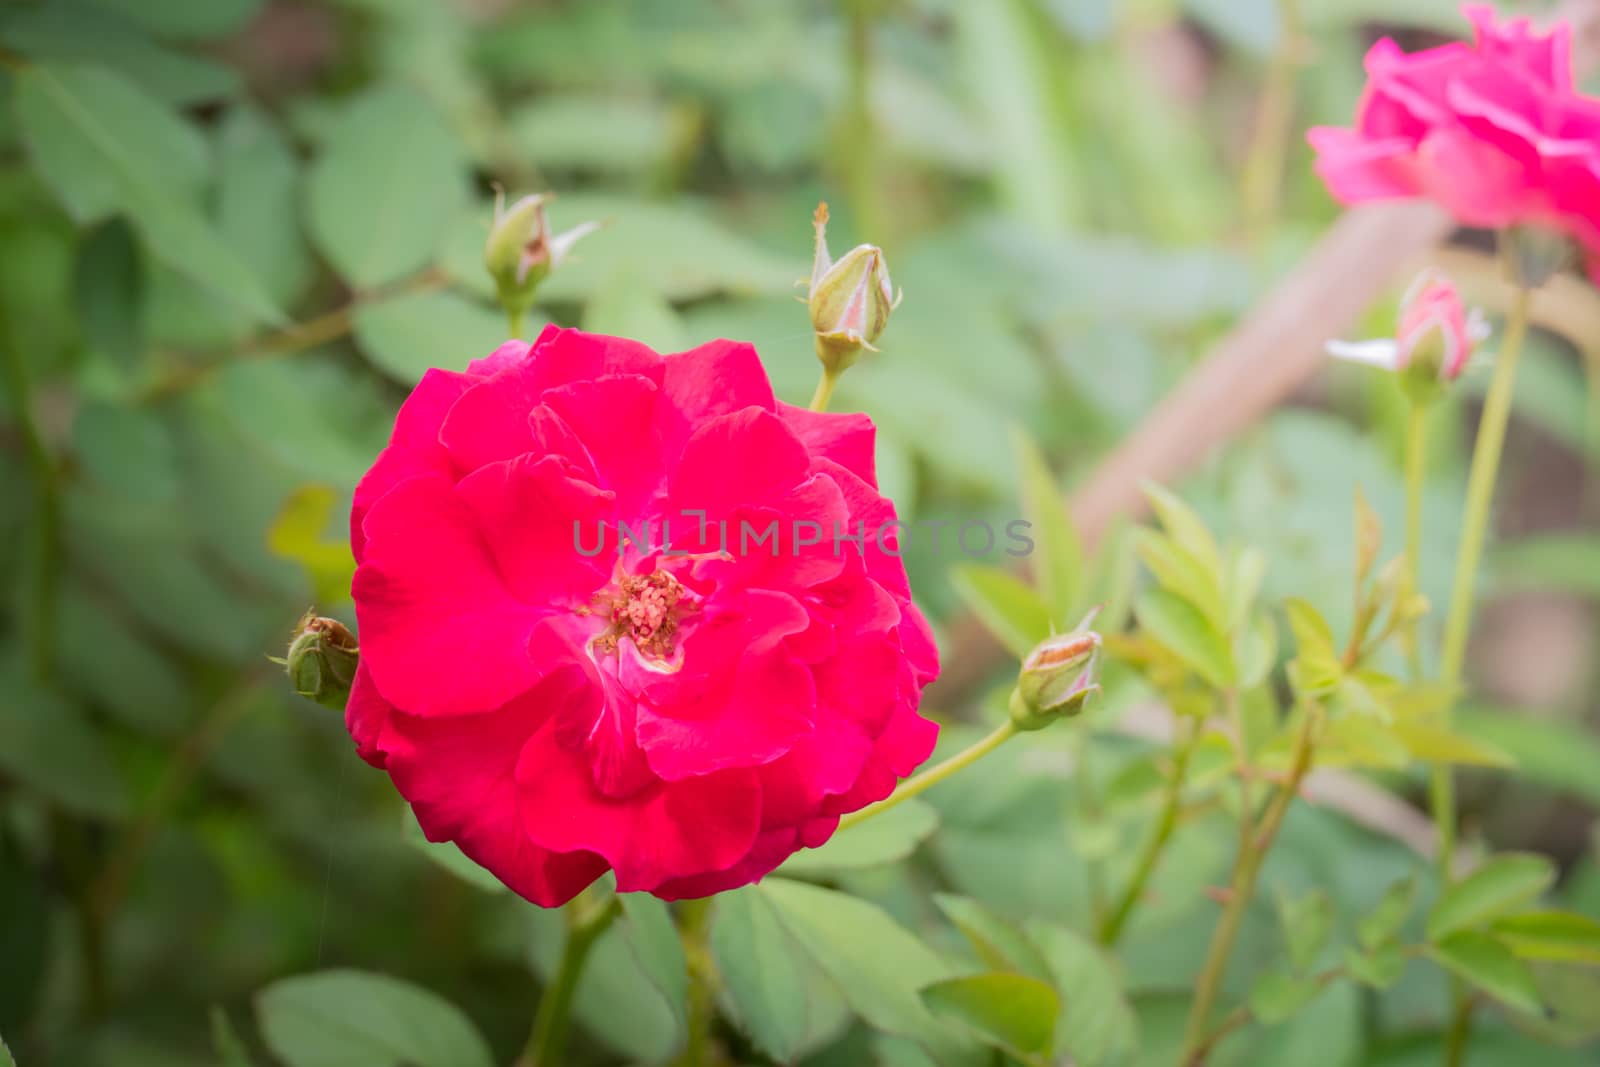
left=806, top=201, right=898, bottom=374
left=484, top=190, right=604, bottom=328
left=284, top=612, right=359, bottom=711
left=1009, top=624, right=1102, bottom=732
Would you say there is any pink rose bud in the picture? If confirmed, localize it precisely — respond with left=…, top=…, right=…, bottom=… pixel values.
left=284, top=612, right=359, bottom=711
left=484, top=191, right=602, bottom=321
left=807, top=201, right=898, bottom=373
left=1010, top=620, right=1102, bottom=732
left=1326, top=271, right=1489, bottom=392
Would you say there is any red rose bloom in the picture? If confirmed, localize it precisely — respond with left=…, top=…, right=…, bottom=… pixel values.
left=345, top=327, right=940, bottom=904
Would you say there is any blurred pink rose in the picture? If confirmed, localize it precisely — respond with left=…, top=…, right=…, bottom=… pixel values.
left=1309, top=4, right=1600, bottom=278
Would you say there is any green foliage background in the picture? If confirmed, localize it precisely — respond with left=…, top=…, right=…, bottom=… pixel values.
left=0, top=0, right=1596, bottom=1064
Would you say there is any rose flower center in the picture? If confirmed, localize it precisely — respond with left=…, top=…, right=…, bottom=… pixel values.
left=592, top=571, right=690, bottom=658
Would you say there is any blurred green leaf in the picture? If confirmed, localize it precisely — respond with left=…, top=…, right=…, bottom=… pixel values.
left=79, top=0, right=261, bottom=40
left=1390, top=722, right=1513, bottom=769
left=1249, top=969, right=1321, bottom=1024
left=1457, top=708, right=1600, bottom=807
left=352, top=289, right=512, bottom=384
left=1428, top=854, right=1557, bottom=941
left=1345, top=942, right=1408, bottom=990
left=12, top=63, right=208, bottom=222
left=509, top=93, right=682, bottom=173
left=1277, top=889, right=1334, bottom=973
left=1490, top=536, right=1600, bottom=600
left=266, top=485, right=356, bottom=606
left=55, top=584, right=188, bottom=737
left=760, top=878, right=982, bottom=1064
left=1027, top=920, right=1138, bottom=1066
left=400, top=811, right=507, bottom=894
left=72, top=401, right=179, bottom=502
left=920, top=973, right=1059, bottom=1056
left=305, top=85, right=469, bottom=290
left=72, top=219, right=145, bottom=369
left=1493, top=912, right=1600, bottom=965
left=0, top=658, right=129, bottom=819
left=948, top=563, right=1051, bottom=660
left=256, top=970, right=494, bottom=1067
left=581, top=271, right=689, bottom=352
left=0, top=3, right=238, bottom=105
left=934, top=895, right=1053, bottom=984
left=0, top=1032, right=13, bottom=1067
left=712, top=888, right=811, bottom=1063
left=210, top=1006, right=256, bottom=1067
left=1359, top=876, right=1417, bottom=950
left=1135, top=587, right=1235, bottom=688
left=1013, top=429, right=1083, bottom=627
left=617, top=894, right=689, bottom=1036
left=781, top=800, right=938, bottom=875
left=13, top=64, right=283, bottom=325
left=1429, top=932, right=1543, bottom=1015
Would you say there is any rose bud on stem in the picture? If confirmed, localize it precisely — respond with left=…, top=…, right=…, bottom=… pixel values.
left=282, top=612, right=359, bottom=711
left=805, top=200, right=898, bottom=412
left=484, top=191, right=604, bottom=340
left=1009, top=616, right=1103, bottom=732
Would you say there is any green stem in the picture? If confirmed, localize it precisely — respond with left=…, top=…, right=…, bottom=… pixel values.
left=1402, top=400, right=1429, bottom=680
left=1240, top=0, right=1302, bottom=244
left=522, top=891, right=621, bottom=1067
left=671, top=897, right=719, bottom=1067
left=507, top=306, right=526, bottom=341
left=842, top=0, right=881, bottom=241
left=1182, top=707, right=1319, bottom=1060
left=1099, top=719, right=1199, bottom=945
left=837, top=720, right=1016, bottom=832
left=808, top=367, right=841, bottom=413
left=1432, top=283, right=1531, bottom=883
left=1442, top=990, right=1477, bottom=1067
left=0, top=299, right=61, bottom=680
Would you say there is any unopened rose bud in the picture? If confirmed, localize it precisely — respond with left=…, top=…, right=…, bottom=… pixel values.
left=806, top=201, right=898, bottom=374
left=1326, top=271, right=1489, bottom=399
left=1009, top=625, right=1102, bottom=732
left=285, top=612, right=359, bottom=711
left=484, top=191, right=603, bottom=326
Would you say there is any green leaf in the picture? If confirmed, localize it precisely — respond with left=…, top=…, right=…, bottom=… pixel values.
left=1012, top=429, right=1083, bottom=626
left=1428, top=854, right=1557, bottom=941
left=1284, top=597, right=1343, bottom=694
left=712, top=888, right=811, bottom=1063
left=933, top=895, right=1053, bottom=984
left=1345, top=942, right=1408, bottom=989
left=781, top=799, right=938, bottom=875
left=1490, top=535, right=1600, bottom=600
left=0, top=1030, right=15, bottom=1067
left=759, top=878, right=981, bottom=1064
left=305, top=85, right=469, bottom=289
left=1134, top=528, right=1225, bottom=627
left=0, top=658, right=128, bottom=819
left=1143, top=482, right=1222, bottom=573
left=214, top=107, right=314, bottom=310
left=1457, top=707, right=1600, bottom=807
left=1026, top=921, right=1138, bottom=1066
left=1277, top=889, right=1334, bottom=973
left=12, top=62, right=207, bottom=223
left=1492, top=911, right=1600, bottom=965
left=72, top=402, right=178, bottom=502
left=919, top=973, right=1059, bottom=1056
left=12, top=63, right=284, bottom=325
left=1319, top=714, right=1410, bottom=771
left=508, top=93, right=681, bottom=173
left=1135, top=587, right=1234, bottom=688
left=948, top=563, right=1051, bottom=660
left=352, top=289, right=513, bottom=384
left=1359, top=876, right=1417, bottom=950
left=79, top=0, right=261, bottom=41
left=256, top=970, right=494, bottom=1067
left=72, top=219, right=145, bottom=369
left=400, top=810, right=507, bottom=895
left=266, top=486, right=356, bottom=606
left=211, top=1006, right=257, bottom=1067
left=1429, top=932, right=1543, bottom=1015
left=1249, top=970, right=1321, bottom=1024
left=1389, top=722, right=1514, bottom=768
left=581, top=270, right=689, bottom=353
left=617, top=894, right=688, bottom=1034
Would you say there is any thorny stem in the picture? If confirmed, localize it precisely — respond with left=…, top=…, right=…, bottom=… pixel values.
left=1432, top=282, right=1532, bottom=884
left=1181, top=706, right=1320, bottom=1060
left=837, top=720, right=1017, bottom=832
left=522, top=890, right=621, bottom=1067
left=1098, top=718, right=1200, bottom=946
